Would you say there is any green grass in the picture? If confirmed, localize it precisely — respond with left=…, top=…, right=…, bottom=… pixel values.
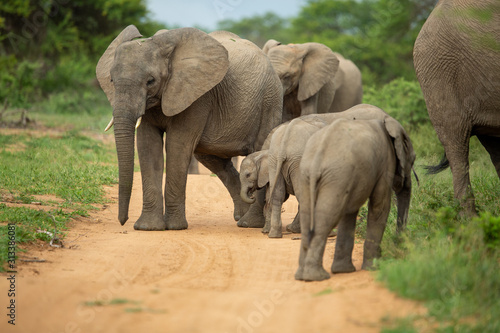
left=0, top=128, right=118, bottom=271
left=374, top=123, right=500, bottom=332
left=0, top=131, right=117, bottom=204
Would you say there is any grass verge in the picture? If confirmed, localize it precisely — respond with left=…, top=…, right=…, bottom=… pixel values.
left=375, top=124, right=500, bottom=332
left=0, top=130, right=117, bottom=270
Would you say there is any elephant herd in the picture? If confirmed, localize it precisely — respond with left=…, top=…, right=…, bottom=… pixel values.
left=96, top=0, right=499, bottom=281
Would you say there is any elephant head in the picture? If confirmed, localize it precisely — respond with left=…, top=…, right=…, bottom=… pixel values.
left=383, top=117, right=416, bottom=233
left=96, top=25, right=229, bottom=225
left=263, top=40, right=339, bottom=101
left=239, top=150, right=269, bottom=204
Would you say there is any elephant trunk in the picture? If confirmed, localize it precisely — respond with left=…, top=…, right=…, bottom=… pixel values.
left=240, top=185, right=256, bottom=204
left=113, top=116, right=137, bottom=225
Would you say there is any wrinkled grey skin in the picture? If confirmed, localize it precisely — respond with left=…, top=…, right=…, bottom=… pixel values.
left=240, top=104, right=400, bottom=236
left=263, top=40, right=362, bottom=122
left=414, top=0, right=500, bottom=215
left=296, top=116, right=415, bottom=281
left=96, top=26, right=282, bottom=230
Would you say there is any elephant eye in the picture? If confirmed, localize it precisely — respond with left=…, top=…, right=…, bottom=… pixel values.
left=245, top=173, right=251, bottom=178
left=147, top=77, right=155, bottom=86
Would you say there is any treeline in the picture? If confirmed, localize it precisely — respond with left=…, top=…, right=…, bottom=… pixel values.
left=219, top=0, right=437, bottom=84
left=0, top=0, right=436, bottom=110
left=0, top=0, right=165, bottom=107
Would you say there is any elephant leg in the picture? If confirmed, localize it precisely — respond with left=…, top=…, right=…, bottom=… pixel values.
left=301, top=191, right=340, bottom=281
left=331, top=212, right=358, bottom=274
left=286, top=210, right=301, bottom=233
left=262, top=187, right=271, bottom=233
left=135, top=122, right=166, bottom=231
left=446, top=136, right=477, bottom=216
left=195, top=154, right=250, bottom=222
left=269, top=174, right=286, bottom=238
left=238, top=188, right=266, bottom=228
left=362, top=182, right=392, bottom=270
left=295, top=195, right=311, bottom=281
left=477, top=135, right=500, bottom=178
left=188, top=156, right=200, bottom=174
left=429, top=99, right=476, bottom=215
left=286, top=169, right=301, bottom=233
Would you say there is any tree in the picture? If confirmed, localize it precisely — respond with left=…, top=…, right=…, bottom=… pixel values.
left=217, top=12, right=291, bottom=48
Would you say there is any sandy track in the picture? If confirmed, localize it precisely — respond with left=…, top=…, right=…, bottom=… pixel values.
left=1, top=173, right=424, bottom=333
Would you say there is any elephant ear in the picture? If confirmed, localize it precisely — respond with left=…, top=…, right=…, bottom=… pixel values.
left=384, top=117, right=416, bottom=192
left=96, top=25, right=143, bottom=107
left=257, top=152, right=270, bottom=188
left=153, top=28, right=229, bottom=117
left=262, top=39, right=281, bottom=54
left=297, top=43, right=339, bottom=102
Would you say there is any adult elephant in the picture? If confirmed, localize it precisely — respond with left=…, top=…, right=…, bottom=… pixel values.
left=414, top=0, right=500, bottom=215
left=97, top=26, right=282, bottom=230
left=263, top=39, right=363, bottom=122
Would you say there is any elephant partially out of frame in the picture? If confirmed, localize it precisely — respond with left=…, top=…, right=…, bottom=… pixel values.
left=263, top=39, right=363, bottom=122
left=296, top=116, right=415, bottom=281
left=97, top=26, right=282, bottom=230
left=414, top=0, right=500, bottom=215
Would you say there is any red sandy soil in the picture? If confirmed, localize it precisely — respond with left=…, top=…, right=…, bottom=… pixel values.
left=0, top=172, right=425, bottom=333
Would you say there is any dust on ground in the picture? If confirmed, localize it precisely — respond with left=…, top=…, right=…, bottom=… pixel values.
left=0, top=173, right=425, bottom=333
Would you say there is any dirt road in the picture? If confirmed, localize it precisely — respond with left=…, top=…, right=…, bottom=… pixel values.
left=1, top=173, right=424, bottom=333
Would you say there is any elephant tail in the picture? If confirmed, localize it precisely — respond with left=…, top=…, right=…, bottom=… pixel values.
left=424, top=153, right=449, bottom=174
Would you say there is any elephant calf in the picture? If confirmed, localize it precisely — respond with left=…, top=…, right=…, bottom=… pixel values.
left=240, top=104, right=402, bottom=238
left=240, top=116, right=330, bottom=237
left=296, top=117, right=415, bottom=281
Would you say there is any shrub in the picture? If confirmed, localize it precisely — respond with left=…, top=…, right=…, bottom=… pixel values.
left=363, top=78, right=428, bottom=128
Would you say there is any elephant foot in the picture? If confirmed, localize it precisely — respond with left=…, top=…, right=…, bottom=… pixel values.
left=237, top=210, right=265, bottom=228
left=134, top=213, right=166, bottom=231
left=331, top=260, right=356, bottom=274
left=164, top=213, right=188, bottom=230
left=262, top=221, right=270, bottom=234
left=294, top=266, right=304, bottom=281
left=301, top=265, right=330, bottom=282
left=268, top=228, right=283, bottom=238
left=286, top=221, right=301, bottom=233
left=361, top=259, right=377, bottom=271
left=233, top=200, right=251, bottom=221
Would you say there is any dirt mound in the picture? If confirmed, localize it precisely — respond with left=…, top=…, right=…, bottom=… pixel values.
left=0, top=173, right=425, bottom=332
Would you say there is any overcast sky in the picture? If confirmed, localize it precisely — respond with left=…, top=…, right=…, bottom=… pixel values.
left=147, top=0, right=305, bottom=30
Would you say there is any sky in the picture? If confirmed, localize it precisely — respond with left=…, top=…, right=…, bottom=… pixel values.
left=146, top=0, right=305, bottom=31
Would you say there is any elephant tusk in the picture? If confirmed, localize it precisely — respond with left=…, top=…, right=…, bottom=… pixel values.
left=135, top=117, right=142, bottom=129
left=104, top=117, right=114, bottom=132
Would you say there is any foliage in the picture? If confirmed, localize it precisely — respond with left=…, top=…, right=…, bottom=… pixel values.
left=0, top=0, right=166, bottom=109
left=363, top=78, right=428, bottom=128
left=291, top=0, right=436, bottom=85
left=218, top=0, right=436, bottom=86
left=218, top=12, right=291, bottom=48
left=378, top=212, right=500, bottom=332
left=375, top=121, right=500, bottom=332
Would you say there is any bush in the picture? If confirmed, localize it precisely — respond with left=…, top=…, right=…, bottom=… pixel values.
left=363, top=78, right=428, bottom=128
left=378, top=210, right=500, bottom=332
left=0, top=56, right=42, bottom=108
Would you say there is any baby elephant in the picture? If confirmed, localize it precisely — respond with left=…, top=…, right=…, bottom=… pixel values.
left=296, top=117, right=415, bottom=281
left=240, top=116, right=330, bottom=237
